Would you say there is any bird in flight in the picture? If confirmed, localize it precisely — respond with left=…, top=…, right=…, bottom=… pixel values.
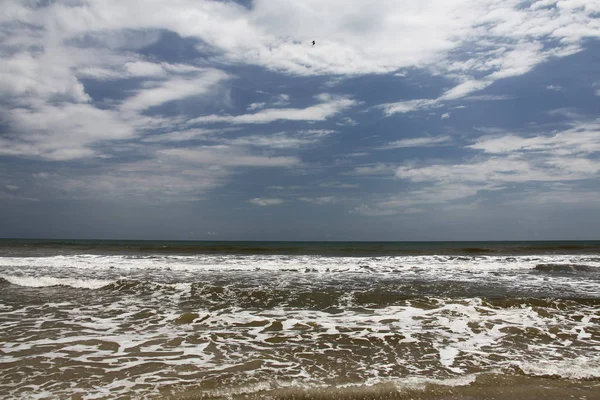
left=312, top=40, right=315, bottom=46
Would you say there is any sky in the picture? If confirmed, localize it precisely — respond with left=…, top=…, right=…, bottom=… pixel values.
left=1, top=0, right=600, bottom=241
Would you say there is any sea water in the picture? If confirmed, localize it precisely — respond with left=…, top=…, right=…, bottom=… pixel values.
left=0, top=240, right=599, bottom=399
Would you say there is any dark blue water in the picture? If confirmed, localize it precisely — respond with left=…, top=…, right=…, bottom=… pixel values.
left=1, top=239, right=600, bottom=256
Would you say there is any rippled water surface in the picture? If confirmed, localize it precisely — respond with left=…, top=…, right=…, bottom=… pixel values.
left=1, top=240, right=599, bottom=399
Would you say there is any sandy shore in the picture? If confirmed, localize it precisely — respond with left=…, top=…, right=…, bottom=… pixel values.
left=167, top=373, right=600, bottom=399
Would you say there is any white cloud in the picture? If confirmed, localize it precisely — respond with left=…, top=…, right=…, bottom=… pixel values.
left=158, top=147, right=300, bottom=168
left=346, top=153, right=369, bottom=158
left=0, top=50, right=90, bottom=103
left=2, top=0, right=600, bottom=207
left=337, top=117, right=357, bottom=126
left=378, top=136, right=452, bottom=150
left=0, top=191, right=39, bottom=202
left=371, top=4, right=599, bottom=115
left=0, top=103, right=134, bottom=160
left=222, top=129, right=334, bottom=149
left=300, top=196, right=337, bottom=204
left=247, top=102, right=266, bottom=111
left=351, top=181, right=504, bottom=216
left=395, top=155, right=598, bottom=184
left=441, top=113, right=450, bottom=119
left=323, top=77, right=346, bottom=88
left=506, top=186, right=600, bottom=206
left=319, top=182, right=359, bottom=188
left=189, top=94, right=356, bottom=125
left=546, top=85, right=563, bottom=91
left=463, top=95, right=515, bottom=101
left=378, top=79, right=492, bottom=115
left=121, top=69, right=230, bottom=112
left=273, top=94, right=290, bottom=106
left=2, top=1, right=597, bottom=148
left=141, top=128, right=238, bottom=143
left=351, top=204, right=399, bottom=217
left=0, top=50, right=230, bottom=160
left=303, top=129, right=337, bottom=135
left=247, top=95, right=289, bottom=111
left=351, top=163, right=397, bottom=176
left=5, top=185, right=18, bottom=191
left=439, top=80, right=491, bottom=101
left=468, top=122, right=600, bottom=156
left=547, top=107, right=583, bottom=119
left=76, top=60, right=204, bottom=81
left=355, top=120, right=600, bottom=215
left=0, top=46, right=231, bottom=162
left=125, top=61, right=202, bottom=77
left=248, top=198, right=284, bottom=206
left=394, top=121, right=600, bottom=189
left=9, top=0, right=597, bottom=81
left=377, top=99, right=439, bottom=116
left=76, top=67, right=124, bottom=80
left=381, top=183, right=495, bottom=208
left=58, top=163, right=229, bottom=201
left=485, top=42, right=547, bottom=81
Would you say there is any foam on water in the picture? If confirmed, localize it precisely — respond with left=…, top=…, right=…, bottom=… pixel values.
left=1, top=253, right=600, bottom=273
left=1, top=252, right=599, bottom=398
left=514, top=359, right=600, bottom=380
left=0, top=274, right=112, bottom=289
left=1, top=254, right=599, bottom=299
left=2, top=286, right=599, bottom=398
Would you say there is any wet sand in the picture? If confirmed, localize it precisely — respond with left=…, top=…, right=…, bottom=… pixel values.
left=169, top=374, right=600, bottom=399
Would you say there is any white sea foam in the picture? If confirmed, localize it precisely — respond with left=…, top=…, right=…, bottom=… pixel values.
left=1, top=294, right=599, bottom=399
left=394, top=374, right=479, bottom=389
left=439, top=346, right=462, bottom=372
left=0, top=253, right=599, bottom=297
left=1, top=252, right=599, bottom=399
left=515, top=359, right=600, bottom=380
left=1, top=253, right=599, bottom=274
left=0, top=274, right=112, bottom=289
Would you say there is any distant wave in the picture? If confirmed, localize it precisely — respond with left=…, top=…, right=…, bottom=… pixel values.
left=2, top=239, right=600, bottom=257
left=0, top=275, right=111, bottom=289
left=535, top=263, right=598, bottom=273
left=101, top=279, right=179, bottom=294
left=484, top=296, right=600, bottom=308
left=5, top=275, right=599, bottom=311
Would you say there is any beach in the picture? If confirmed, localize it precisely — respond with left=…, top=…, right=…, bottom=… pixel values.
left=1, top=240, right=599, bottom=399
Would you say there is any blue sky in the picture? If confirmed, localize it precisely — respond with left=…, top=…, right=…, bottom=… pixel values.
left=1, top=0, right=599, bottom=240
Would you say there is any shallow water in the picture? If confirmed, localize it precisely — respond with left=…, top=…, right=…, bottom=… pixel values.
left=1, top=241, right=599, bottom=399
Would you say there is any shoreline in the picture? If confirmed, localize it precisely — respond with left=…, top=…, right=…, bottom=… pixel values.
left=166, top=374, right=600, bottom=399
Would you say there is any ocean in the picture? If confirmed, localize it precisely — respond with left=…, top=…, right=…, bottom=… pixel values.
left=0, top=240, right=599, bottom=399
